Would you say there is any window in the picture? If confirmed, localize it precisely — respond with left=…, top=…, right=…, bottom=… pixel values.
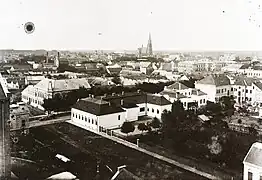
left=72, top=113, right=74, bottom=117
left=250, top=90, right=252, bottom=93
left=152, top=108, right=154, bottom=113
left=184, top=102, right=186, bottom=106
left=118, top=115, right=120, bottom=120
left=250, top=98, right=252, bottom=101
left=88, top=118, right=90, bottom=123
left=92, top=119, right=94, bottom=124
left=85, top=117, right=87, bottom=122
left=157, top=109, right=159, bottom=114
left=147, top=108, right=149, bottom=111
left=221, top=89, right=224, bottom=93
left=246, top=89, right=248, bottom=93
left=140, top=107, right=145, bottom=112
left=200, top=99, right=202, bottom=104
left=82, top=116, right=84, bottom=120
left=216, top=89, right=220, bottom=93
left=253, top=86, right=255, bottom=89
left=203, top=99, right=205, bottom=103
left=248, top=171, right=253, bottom=180
left=21, top=120, right=25, bottom=127
left=231, top=87, right=233, bottom=91
left=239, top=86, right=241, bottom=89
left=95, top=120, right=98, bottom=125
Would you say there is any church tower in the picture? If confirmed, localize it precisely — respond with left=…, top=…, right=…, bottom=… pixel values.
left=146, top=33, right=153, bottom=56
left=0, top=73, right=11, bottom=179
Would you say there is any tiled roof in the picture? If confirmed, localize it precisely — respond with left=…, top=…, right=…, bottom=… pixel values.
left=72, top=97, right=125, bottom=116
left=113, top=168, right=142, bottom=180
left=35, top=78, right=91, bottom=92
left=196, top=74, right=230, bottom=86
left=159, top=90, right=187, bottom=99
left=147, top=94, right=171, bottom=105
left=166, top=82, right=190, bottom=90
left=103, top=92, right=147, bottom=105
left=191, top=89, right=207, bottom=96
left=244, top=142, right=262, bottom=167
left=234, top=77, right=255, bottom=86
left=107, top=67, right=122, bottom=75
left=253, top=81, right=262, bottom=91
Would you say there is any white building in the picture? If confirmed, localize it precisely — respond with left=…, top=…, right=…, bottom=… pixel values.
left=251, top=81, right=262, bottom=107
left=71, top=91, right=172, bottom=131
left=22, top=78, right=91, bottom=110
left=232, top=76, right=255, bottom=106
left=243, top=142, right=262, bottom=180
left=160, top=82, right=208, bottom=110
left=195, top=74, right=232, bottom=102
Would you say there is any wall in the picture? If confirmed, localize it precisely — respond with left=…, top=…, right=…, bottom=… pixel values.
left=195, top=84, right=217, bottom=102
left=123, top=107, right=139, bottom=122
left=243, top=163, right=262, bottom=180
left=252, top=84, right=262, bottom=107
left=147, top=103, right=172, bottom=119
left=71, top=108, right=126, bottom=130
left=71, top=108, right=98, bottom=131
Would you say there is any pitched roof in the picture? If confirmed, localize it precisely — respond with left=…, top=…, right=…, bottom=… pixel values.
left=72, top=97, right=125, bottom=116
left=234, top=76, right=255, bottom=86
left=191, top=89, right=207, bottom=96
left=35, top=78, right=91, bottom=92
left=102, top=92, right=147, bottom=104
left=160, top=90, right=187, bottom=99
left=147, top=94, right=171, bottom=105
left=196, top=74, right=230, bottom=86
left=112, top=168, right=142, bottom=180
left=244, top=142, right=262, bottom=167
left=47, top=172, right=77, bottom=179
left=253, top=81, right=262, bottom=91
left=166, top=82, right=190, bottom=90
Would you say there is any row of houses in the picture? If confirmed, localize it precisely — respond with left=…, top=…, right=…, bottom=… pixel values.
left=71, top=91, right=172, bottom=131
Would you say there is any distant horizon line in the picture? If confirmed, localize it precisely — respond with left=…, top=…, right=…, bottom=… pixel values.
left=1, top=49, right=262, bottom=53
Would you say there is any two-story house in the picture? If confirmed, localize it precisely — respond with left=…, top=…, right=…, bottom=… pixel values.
left=159, top=82, right=208, bottom=110
left=22, top=78, right=91, bottom=110
left=195, top=74, right=232, bottom=103
left=243, top=142, right=262, bottom=180
left=71, top=91, right=172, bottom=131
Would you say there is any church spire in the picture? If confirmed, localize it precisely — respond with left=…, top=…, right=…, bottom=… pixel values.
left=146, top=33, right=153, bottom=56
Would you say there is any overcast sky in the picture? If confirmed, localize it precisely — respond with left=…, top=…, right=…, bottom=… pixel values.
left=0, top=0, right=262, bottom=51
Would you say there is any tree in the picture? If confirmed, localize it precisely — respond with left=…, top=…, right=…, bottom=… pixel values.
left=151, top=117, right=161, bottom=129
left=121, top=122, right=135, bottom=135
left=42, top=99, right=55, bottom=114
left=111, top=75, right=122, bottom=85
left=138, top=123, right=147, bottom=132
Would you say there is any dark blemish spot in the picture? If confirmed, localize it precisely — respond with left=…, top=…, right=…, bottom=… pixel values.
left=222, top=11, right=225, bottom=13
left=24, top=22, right=35, bottom=34
left=26, top=24, right=33, bottom=32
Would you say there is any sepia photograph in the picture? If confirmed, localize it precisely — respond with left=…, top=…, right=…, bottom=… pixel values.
left=1, top=0, right=262, bottom=179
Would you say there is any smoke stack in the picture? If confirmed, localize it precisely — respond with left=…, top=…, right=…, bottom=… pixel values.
left=121, top=99, right=124, bottom=106
left=122, top=91, right=124, bottom=95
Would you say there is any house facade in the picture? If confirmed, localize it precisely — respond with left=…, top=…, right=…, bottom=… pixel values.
left=159, top=82, right=208, bottom=110
left=22, top=78, right=91, bottom=110
left=195, top=74, right=232, bottom=102
left=71, top=91, right=172, bottom=131
left=243, top=142, right=262, bottom=180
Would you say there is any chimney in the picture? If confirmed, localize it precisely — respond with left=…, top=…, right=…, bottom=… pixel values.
left=137, top=89, right=141, bottom=93
left=121, top=99, right=124, bottom=106
left=112, top=93, right=115, bottom=96
left=89, top=94, right=92, bottom=98
left=108, top=101, right=111, bottom=106
left=179, top=83, right=181, bottom=90
left=122, top=91, right=124, bottom=95
left=92, top=95, right=94, bottom=98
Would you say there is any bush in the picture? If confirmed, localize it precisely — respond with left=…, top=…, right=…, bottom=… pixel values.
left=121, top=122, right=135, bottom=135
